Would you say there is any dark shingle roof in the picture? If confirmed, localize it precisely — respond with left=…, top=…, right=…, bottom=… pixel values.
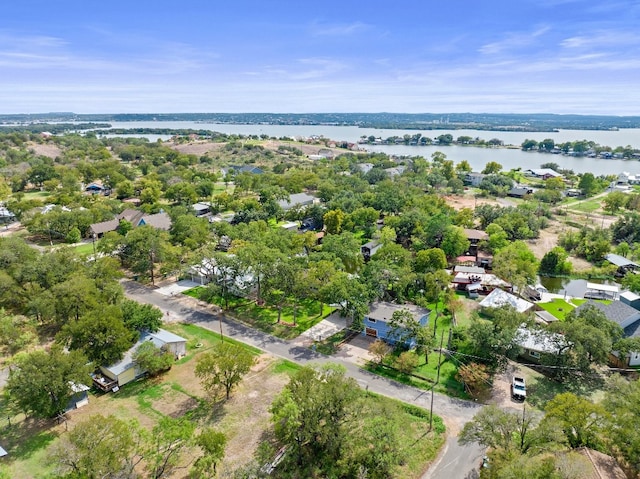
left=575, top=300, right=639, bottom=326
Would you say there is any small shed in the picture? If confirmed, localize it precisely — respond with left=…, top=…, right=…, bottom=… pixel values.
left=620, top=291, right=640, bottom=311
left=361, top=240, right=382, bottom=262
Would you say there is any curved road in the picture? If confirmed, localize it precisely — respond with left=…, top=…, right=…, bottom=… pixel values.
left=123, top=281, right=484, bottom=478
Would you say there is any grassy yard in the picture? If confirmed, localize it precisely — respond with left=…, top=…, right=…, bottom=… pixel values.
left=571, top=298, right=612, bottom=307
left=183, top=286, right=334, bottom=339
left=537, top=298, right=576, bottom=320
left=568, top=198, right=602, bottom=213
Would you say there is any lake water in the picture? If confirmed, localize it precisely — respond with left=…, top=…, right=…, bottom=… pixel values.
left=537, top=277, right=620, bottom=296
left=99, top=121, right=640, bottom=176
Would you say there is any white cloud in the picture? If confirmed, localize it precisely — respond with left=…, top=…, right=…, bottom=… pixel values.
left=309, top=21, right=370, bottom=37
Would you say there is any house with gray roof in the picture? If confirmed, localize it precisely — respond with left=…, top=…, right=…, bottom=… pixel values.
left=88, top=210, right=171, bottom=238
left=277, top=192, right=318, bottom=211
left=576, top=300, right=640, bottom=366
left=363, top=302, right=431, bottom=348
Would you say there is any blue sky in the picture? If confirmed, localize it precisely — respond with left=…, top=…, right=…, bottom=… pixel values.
left=2, top=0, right=639, bottom=114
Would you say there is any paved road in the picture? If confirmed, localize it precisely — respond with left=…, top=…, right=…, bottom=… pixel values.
left=122, top=281, right=484, bottom=479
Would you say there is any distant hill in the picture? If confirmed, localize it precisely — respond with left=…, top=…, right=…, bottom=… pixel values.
left=1, top=112, right=640, bottom=131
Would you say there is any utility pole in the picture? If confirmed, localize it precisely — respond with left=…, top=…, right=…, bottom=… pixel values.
left=429, top=329, right=446, bottom=431
left=149, top=249, right=155, bottom=285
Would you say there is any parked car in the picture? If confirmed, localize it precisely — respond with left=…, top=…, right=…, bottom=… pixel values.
left=511, top=376, right=526, bottom=401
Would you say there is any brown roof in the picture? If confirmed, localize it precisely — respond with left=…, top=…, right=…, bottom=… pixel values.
left=89, top=219, right=119, bottom=235
left=464, top=228, right=489, bottom=241
left=118, top=209, right=144, bottom=224
left=138, top=212, right=171, bottom=230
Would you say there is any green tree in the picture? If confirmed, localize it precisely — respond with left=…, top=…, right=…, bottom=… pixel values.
left=147, top=417, right=196, bottom=479
left=484, top=222, right=510, bottom=252
left=6, top=345, right=92, bottom=418
left=195, top=341, right=255, bottom=400
left=415, top=248, right=447, bottom=273
left=603, top=376, right=640, bottom=468
left=394, top=350, right=419, bottom=373
left=440, top=225, right=470, bottom=258
left=544, top=392, right=606, bottom=449
left=539, top=246, right=572, bottom=276
left=271, top=364, right=359, bottom=467
left=481, top=161, right=503, bottom=174
left=577, top=172, right=598, bottom=197
left=603, top=191, right=628, bottom=214
left=58, top=306, right=136, bottom=365
left=0, top=310, right=36, bottom=356
left=493, top=241, right=539, bottom=291
left=192, top=428, right=227, bottom=477
left=459, top=405, right=564, bottom=455
left=48, top=414, right=145, bottom=479
left=121, top=299, right=163, bottom=332
left=323, top=209, right=346, bottom=235
left=133, top=341, right=174, bottom=377
left=169, top=214, right=210, bottom=249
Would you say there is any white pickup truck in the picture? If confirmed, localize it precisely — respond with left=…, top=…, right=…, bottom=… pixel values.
left=511, top=376, right=526, bottom=401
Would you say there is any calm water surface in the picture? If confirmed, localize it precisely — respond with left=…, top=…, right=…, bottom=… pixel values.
left=100, top=121, right=640, bottom=176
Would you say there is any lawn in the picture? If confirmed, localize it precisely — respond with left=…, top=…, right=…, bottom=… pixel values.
left=537, top=298, right=575, bottom=320
left=72, top=242, right=96, bottom=256
left=568, top=198, right=602, bottom=213
left=182, top=286, right=334, bottom=339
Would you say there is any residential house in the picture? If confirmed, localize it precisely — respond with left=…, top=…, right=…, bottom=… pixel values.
left=384, top=166, right=406, bottom=177
left=479, top=288, right=533, bottom=313
left=356, top=163, right=374, bottom=174
left=363, top=302, right=430, bottom=347
left=0, top=205, right=15, bottom=224
left=515, top=326, right=567, bottom=363
left=463, top=172, right=486, bottom=187
left=576, top=300, right=640, bottom=367
left=94, top=329, right=187, bottom=391
left=228, top=165, right=264, bottom=175
left=84, top=180, right=107, bottom=194
left=524, top=168, right=563, bottom=180
left=277, top=192, right=318, bottom=211
left=507, top=186, right=534, bottom=198
left=192, top=202, right=212, bottom=217
left=187, top=256, right=256, bottom=297
left=463, top=229, right=488, bottom=257
left=361, top=240, right=382, bottom=262
left=88, top=209, right=172, bottom=238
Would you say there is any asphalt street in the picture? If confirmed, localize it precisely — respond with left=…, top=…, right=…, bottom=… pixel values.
left=122, top=280, right=484, bottom=478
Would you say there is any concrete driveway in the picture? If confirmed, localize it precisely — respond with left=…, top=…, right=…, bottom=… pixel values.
left=155, top=279, right=200, bottom=296
left=298, top=311, right=347, bottom=342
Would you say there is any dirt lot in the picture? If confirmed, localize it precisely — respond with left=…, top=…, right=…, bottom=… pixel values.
left=3, top=340, right=289, bottom=479
left=27, top=142, right=62, bottom=159
left=443, top=192, right=500, bottom=211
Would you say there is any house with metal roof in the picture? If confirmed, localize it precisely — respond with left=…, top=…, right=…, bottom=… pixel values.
left=94, top=329, right=186, bottom=391
left=277, top=192, right=318, bottom=211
